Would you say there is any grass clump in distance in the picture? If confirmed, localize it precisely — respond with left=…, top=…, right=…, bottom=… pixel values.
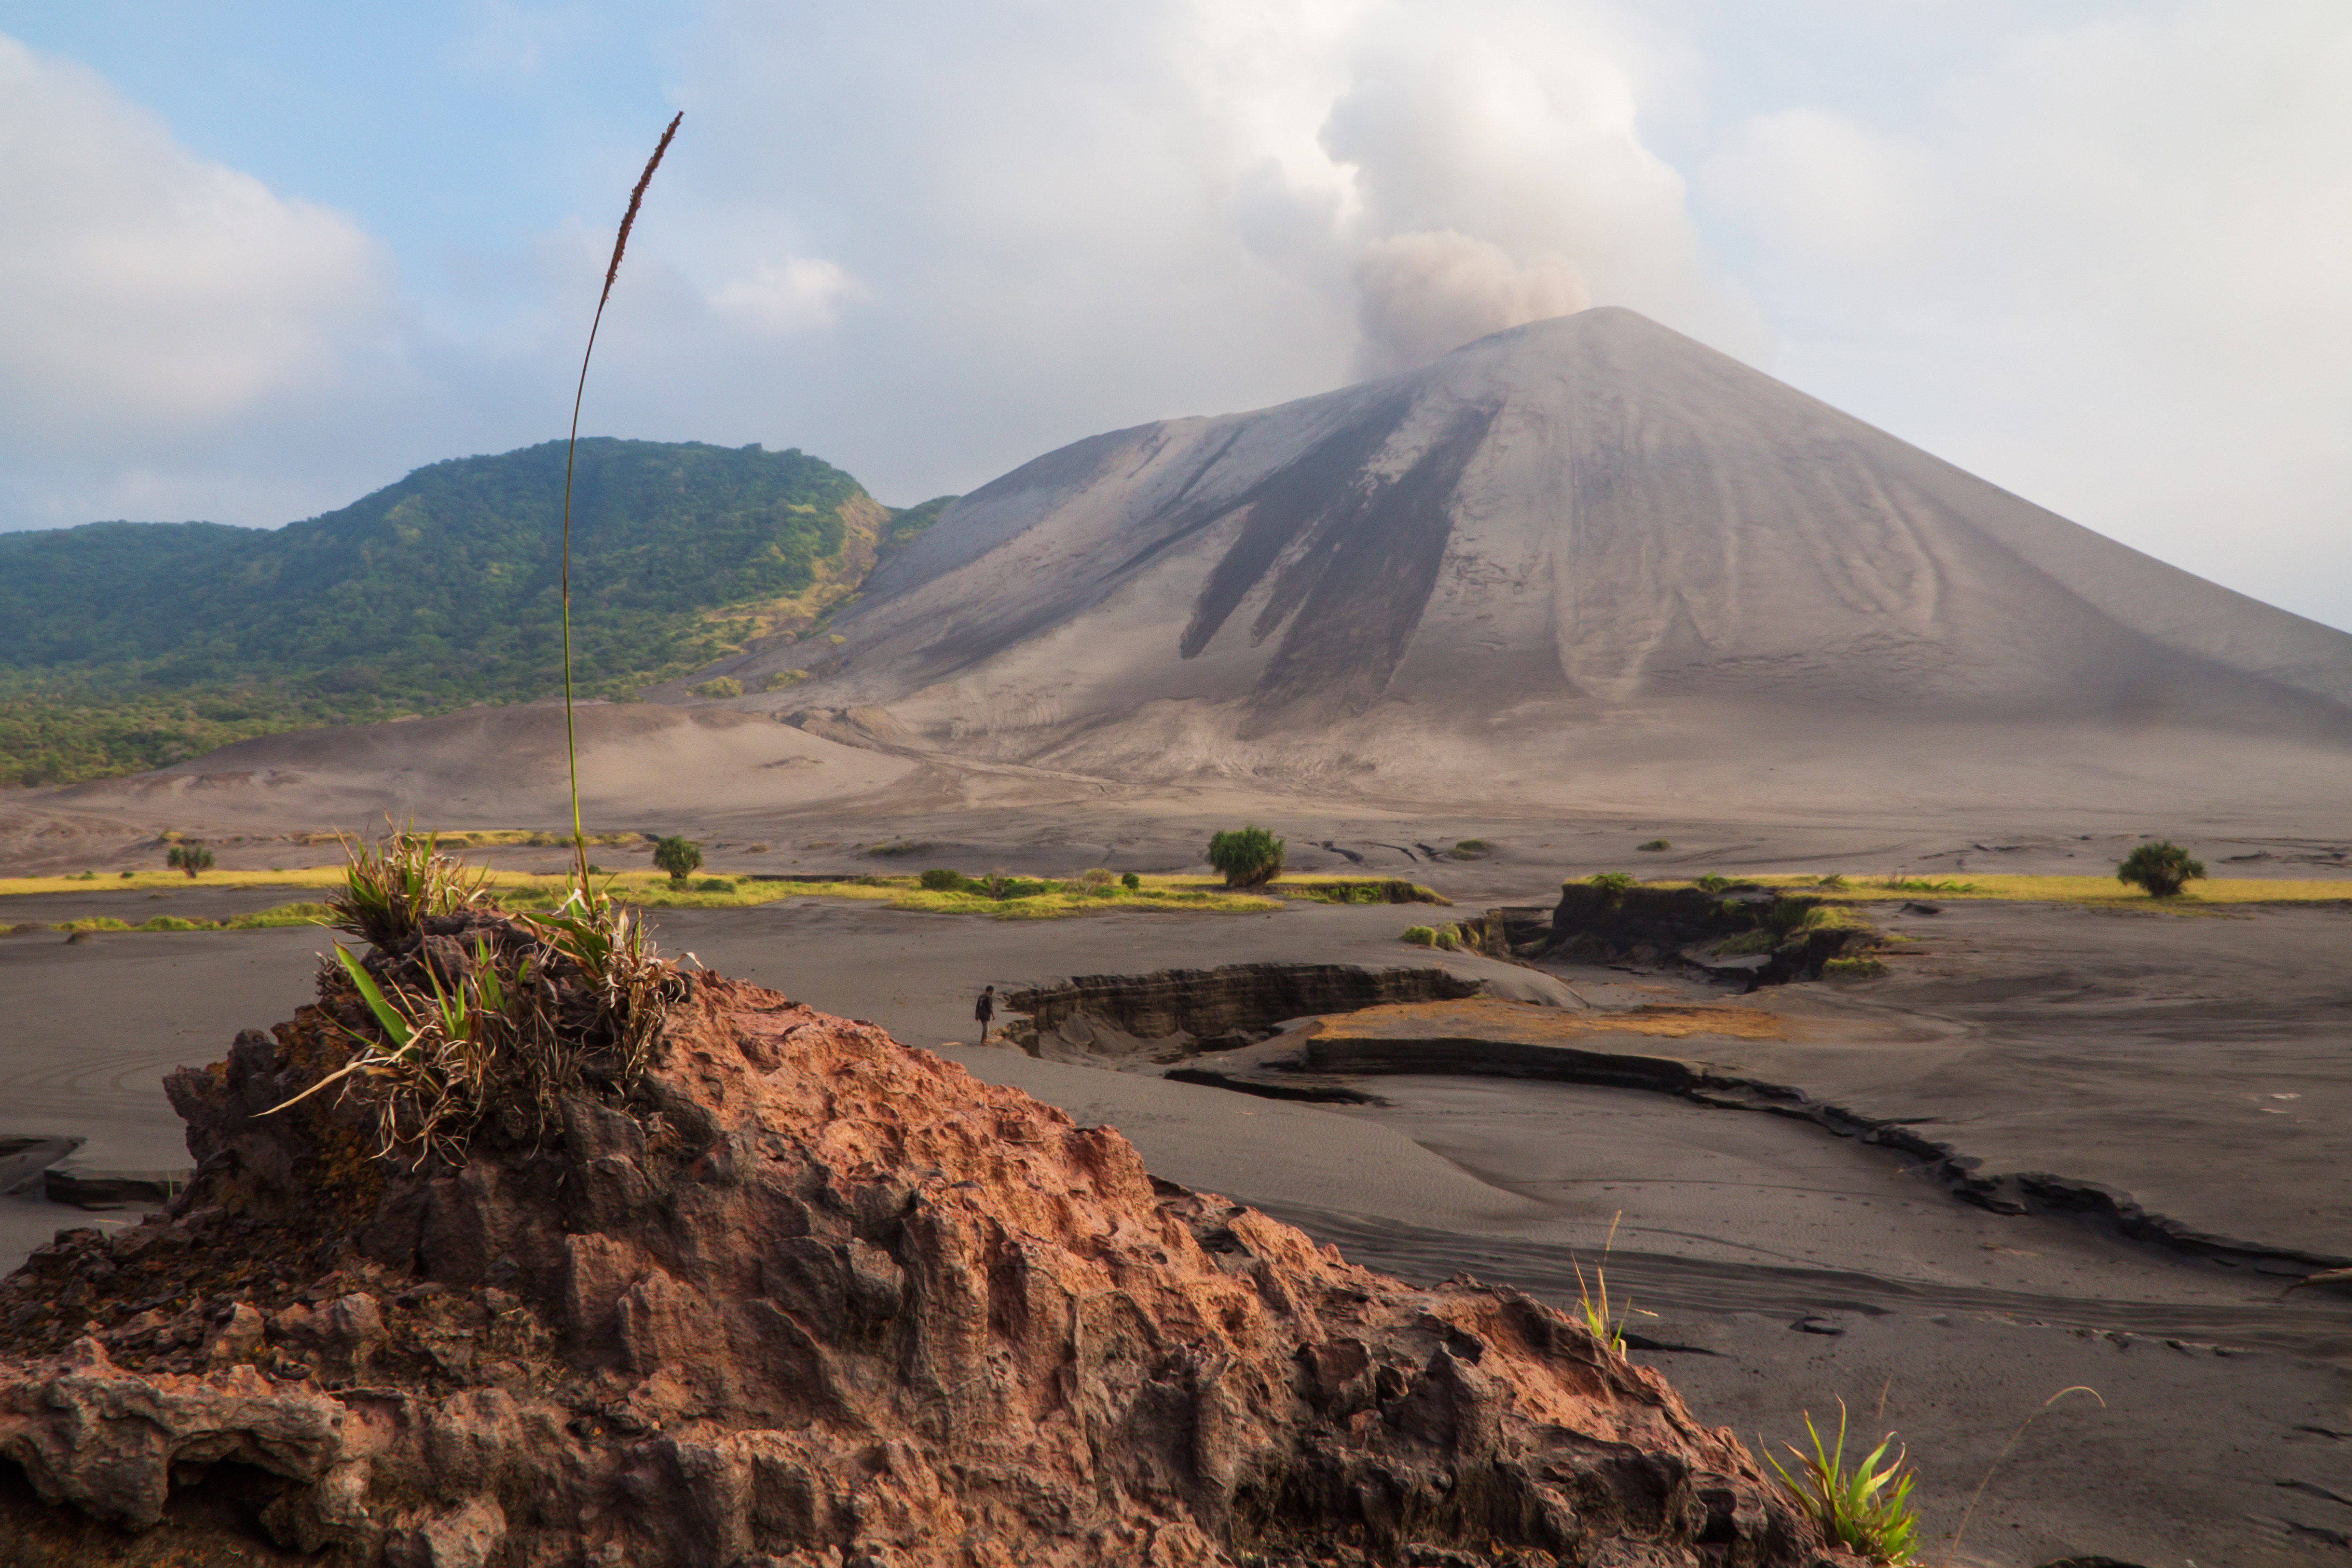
left=1765, top=1398, right=1919, bottom=1563
left=1637, top=839, right=1670, bottom=852
left=1208, top=826, right=1286, bottom=888
left=2117, top=839, right=2205, bottom=898
left=1588, top=870, right=1636, bottom=903
left=1400, top=920, right=1481, bottom=951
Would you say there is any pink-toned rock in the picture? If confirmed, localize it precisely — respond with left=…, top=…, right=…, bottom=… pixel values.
left=0, top=943, right=1861, bottom=1567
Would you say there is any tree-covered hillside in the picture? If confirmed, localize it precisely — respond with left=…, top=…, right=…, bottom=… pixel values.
left=0, top=439, right=952, bottom=786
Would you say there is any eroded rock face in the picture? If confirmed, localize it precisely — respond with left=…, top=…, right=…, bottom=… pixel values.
left=1005, top=962, right=1483, bottom=1057
left=0, top=972, right=1856, bottom=1567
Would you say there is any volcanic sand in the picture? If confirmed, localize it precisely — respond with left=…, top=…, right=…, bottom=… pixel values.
left=7, top=870, right=2352, bottom=1563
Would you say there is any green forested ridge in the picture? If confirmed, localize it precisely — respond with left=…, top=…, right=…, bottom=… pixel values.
left=0, top=439, right=952, bottom=787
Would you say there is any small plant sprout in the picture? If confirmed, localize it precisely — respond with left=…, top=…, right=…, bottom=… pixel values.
left=2116, top=839, right=2204, bottom=898
left=1765, top=1397, right=1920, bottom=1563
left=1572, top=1213, right=1650, bottom=1356
left=166, top=842, right=214, bottom=878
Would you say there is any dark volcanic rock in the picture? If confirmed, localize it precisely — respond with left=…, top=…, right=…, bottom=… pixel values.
left=1005, top=961, right=1481, bottom=1054
left=0, top=967, right=1856, bottom=1567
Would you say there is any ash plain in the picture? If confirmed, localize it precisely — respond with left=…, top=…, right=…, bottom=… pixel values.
left=4, top=817, right=2351, bottom=1566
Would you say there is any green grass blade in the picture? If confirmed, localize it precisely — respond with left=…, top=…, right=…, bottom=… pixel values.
left=334, top=942, right=413, bottom=1049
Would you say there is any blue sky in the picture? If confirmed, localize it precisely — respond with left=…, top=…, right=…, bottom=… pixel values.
left=2, top=0, right=2347, bottom=630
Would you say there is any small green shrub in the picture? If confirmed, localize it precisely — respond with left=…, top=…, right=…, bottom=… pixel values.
left=652, top=835, right=704, bottom=884
left=1637, top=839, right=1670, bottom=852
left=693, top=675, right=745, bottom=699
left=919, top=867, right=966, bottom=891
left=1451, top=839, right=1490, bottom=859
left=2117, top=840, right=2204, bottom=898
left=1207, top=826, right=1285, bottom=888
left=1588, top=870, right=1636, bottom=902
left=1121, top=871, right=1141, bottom=890
left=166, top=843, right=215, bottom=879
left=1401, top=925, right=1439, bottom=947
left=1816, top=873, right=1848, bottom=889
left=693, top=877, right=735, bottom=893
left=1078, top=868, right=1116, bottom=890
left=78, top=870, right=95, bottom=880
left=224, top=902, right=332, bottom=930
left=1695, top=873, right=1730, bottom=893
left=119, top=870, right=134, bottom=878
left=1823, top=956, right=1885, bottom=980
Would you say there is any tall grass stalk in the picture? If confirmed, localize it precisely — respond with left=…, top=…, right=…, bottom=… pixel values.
left=558, top=111, right=682, bottom=899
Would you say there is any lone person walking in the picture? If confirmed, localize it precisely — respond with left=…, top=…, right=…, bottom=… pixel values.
left=974, top=984, right=996, bottom=1042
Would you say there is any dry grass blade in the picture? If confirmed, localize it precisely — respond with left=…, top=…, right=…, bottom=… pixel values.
left=1941, top=1384, right=2104, bottom=1566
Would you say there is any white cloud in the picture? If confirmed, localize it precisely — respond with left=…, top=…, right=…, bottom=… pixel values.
left=708, top=257, right=864, bottom=336
left=0, top=35, right=392, bottom=452
left=1698, top=0, right=2352, bottom=625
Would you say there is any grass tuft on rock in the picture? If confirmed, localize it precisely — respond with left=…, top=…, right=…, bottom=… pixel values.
left=1764, top=1399, right=1920, bottom=1563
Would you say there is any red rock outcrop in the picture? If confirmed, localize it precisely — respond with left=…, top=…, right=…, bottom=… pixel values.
left=0, top=941, right=1858, bottom=1567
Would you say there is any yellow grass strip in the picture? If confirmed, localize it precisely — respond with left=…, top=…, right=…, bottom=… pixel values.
left=0, top=869, right=1285, bottom=923
left=1653, top=873, right=2352, bottom=907
left=2, top=868, right=352, bottom=896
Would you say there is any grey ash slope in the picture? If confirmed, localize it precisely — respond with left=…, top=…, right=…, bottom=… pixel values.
left=797, top=309, right=2351, bottom=717
left=740, top=308, right=2352, bottom=808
